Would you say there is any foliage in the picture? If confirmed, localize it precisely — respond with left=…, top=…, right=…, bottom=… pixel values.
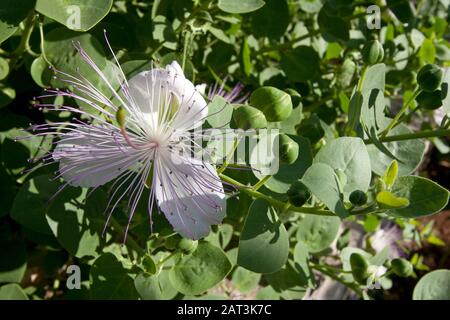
left=0, top=0, right=450, bottom=300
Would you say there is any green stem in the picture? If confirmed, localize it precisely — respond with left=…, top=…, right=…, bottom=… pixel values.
left=313, top=263, right=352, bottom=274
left=12, top=13, right=36, bottom=55
left=219, top=173, right=335, bottom=216
left=364, top=128, right=450, bottom=144
left=357, top=66, right=367, bottom=92
left=217, top=138, right=240, bottom=174
left=150, top=2, right=204, bottom=58
left=157, top=251, right=179, bottom=267
left=109, top=217, right=145, bottom=255
left=380, top=89, right=421, bottom=138
left=9, top=12, right=36, bottom=68
left=181, top=30, right=191, bottom=72
left=38, top=15, right=53, bottom=67
left=252, top=175, right=272, bottom=191
left=311, top=264, right=364, bottom=297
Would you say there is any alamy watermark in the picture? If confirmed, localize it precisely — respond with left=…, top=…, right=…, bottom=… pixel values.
left=66, top=264, right=81, bottom=290
left=366, top=5, right=381, bottom=30
left=66, top=5, right=81, bottom=30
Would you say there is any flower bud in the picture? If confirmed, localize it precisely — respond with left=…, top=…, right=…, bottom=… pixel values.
left=233, top=105, right=267, bottom=130
left=391, top=258, right=414, bottom=277
left=177, top=238, right=198, bottom=254
left=250, top=86, right=293, bottom=122
left=362, top=40, right=384, bottom=65
left=349, top=190, right=368, bottom=206
left=417, top=64, right=443, bottom=92
left=287, top=181, right=311, bottom=207
left=415, top=90, right=443, bottom=110
left=350, top=252, right=370, bottom=284
left=278, top=134, right=299, bottom=165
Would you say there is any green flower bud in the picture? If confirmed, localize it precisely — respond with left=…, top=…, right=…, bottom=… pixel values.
left=233, top=105, right=267, bottom=130
left=250, top=86, right=293, bottom=122
left=177, top=238, right=198, bottom=254
left=417, top=64, right=443, bottom=92
left=349, top=190, right=368, bottom=206
left=284, top=88, right=301, bottom=108
left=391, top=258, right=414, bottom=277
left=278, top=134, right=299, bottom=165
left=287, top=181, right=311, bottom=207
left=350, top=252, right=370, bottom=284
left=362, top=40, right=384, bottom=65
left=415, top=90, right=443, bottom=110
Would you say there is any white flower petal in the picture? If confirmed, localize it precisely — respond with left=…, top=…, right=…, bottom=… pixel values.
left=154, top=153, right=226, bottom=240
left=195, top=83, right=207, bottom=95
left=166, top=60, right=184, bottom=77
left=54, top=130, right=140, bottom=188
left=127, top=61, right=207, bottom=132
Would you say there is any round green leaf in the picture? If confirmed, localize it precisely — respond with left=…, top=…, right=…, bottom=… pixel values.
left=299, top=0, right=323, bottom=13
left=296, top=215, right=341, bottom=253
left=0, top=0, right=35, bottom=44
left=360, top=63, right=389, bottom=133
left=169, top=242, right=231, bottom=295
left=36, top=0, right=113, bottom=31
left=0, top=240, right=27, bottom=283
left=11, top=175, right=59, bottom=235
left=237, top=199, right=289, bottom=273
left=44, top=28, right=108, bottom=92
left=318, top=7, right=349, bottom=42
left=0, top=283, right=28, bottom=300
left=387, top=176, right=450, bottom=218
left=46, top=188, right=108, bottom=259
left=376, top=190, right=409, bottom=208
left=315, top=137, right=372, bottom=197
left=293, top=241, right=315, bottom=287
left=256, top=286, right=280, bottom=299
left=440, top=67, right=450, bottom=116
left=0, top=166, right=16, bottom=218
left=250, top=0, right=289, bottom=39
left=90, top=253, right=139, bottom=299
left=264, top=261, right=307, bottom=299
left=31, top=56, right=52, bottom=88
left=205, top=224, right=234, bottom=249
left=301, top=163, right=349, bottom=218
left=0, top=57, right=9, bottom=80
left=0, top=86, right=15, bottom=109
left=231, top=267, right=261, bottom=293
left=207, top=96, right=233, bottom=128
left=134, top=271, right=178, bottom=300
left=413, top=269, right=450, bottom=300
left=367, top=125, right=426, bottom=176
left=280, top=46, right=320, bottom=82
left=0, top=127, right=52, bottom=176
left=218, top=0, right=265, bottom=14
